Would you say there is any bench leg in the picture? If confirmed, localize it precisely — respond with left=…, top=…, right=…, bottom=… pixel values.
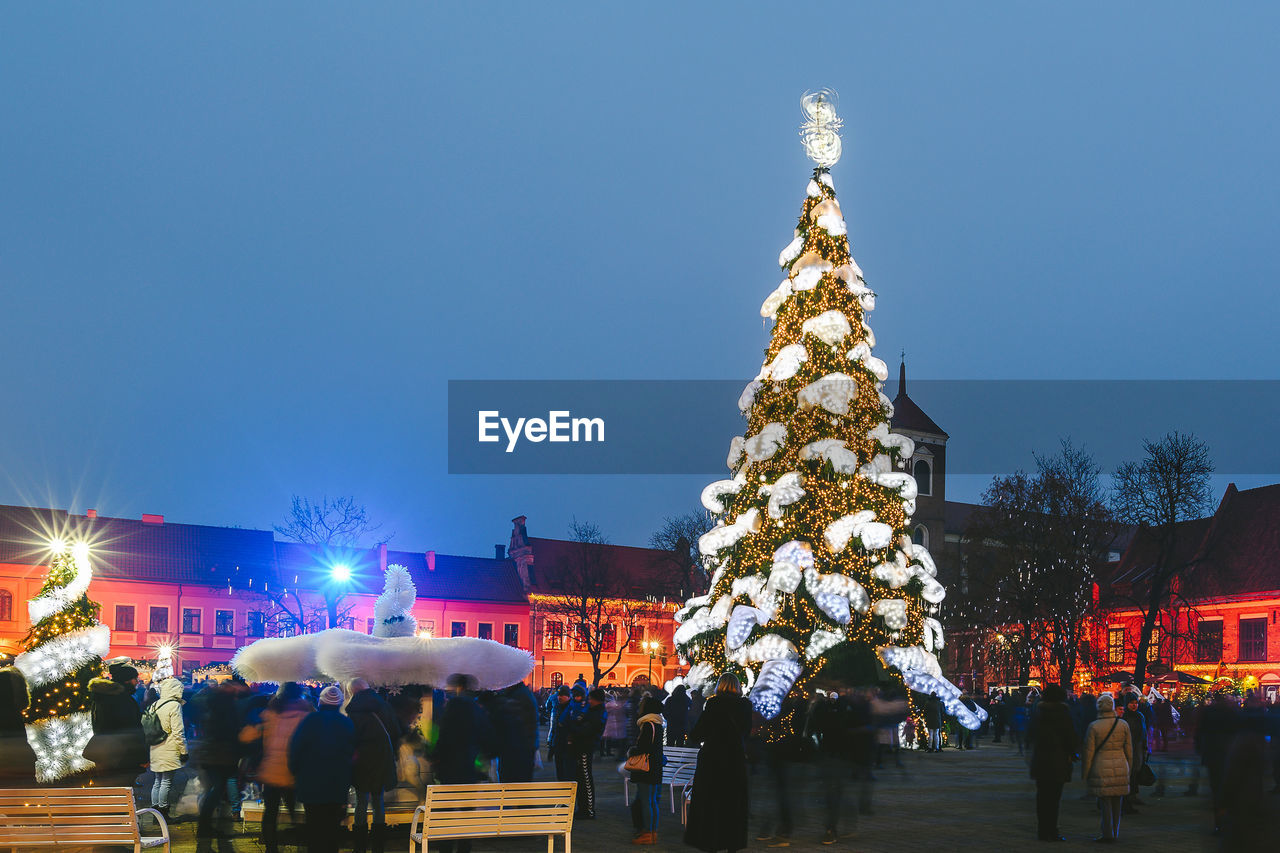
left=565, top=832, right=571, bottom=853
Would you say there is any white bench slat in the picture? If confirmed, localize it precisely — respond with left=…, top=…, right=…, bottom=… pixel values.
left=411, top=782, right=576, bottom=853
left=0, top=787, right=170, bottom=853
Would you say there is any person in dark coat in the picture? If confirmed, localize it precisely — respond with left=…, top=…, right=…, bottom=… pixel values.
left=570, top=687, right=608, bottom=819
left=346, top=679, right=404, bottom=853
left=923, top=692, right=944, bottom=752
left=0, top=668, right=37, bottom=784
left=289, top=685, right=356, bottom=853
left=193, top=680, right=245, bottom=838
left=1120, top=692, right=1147, bottom=814
left=628, top=694, right=665, bottom=845
left=684, top=674, right=752, bottom=853
left=807, top=690, right=853, bottom=845
left=664, top=684, right=692, bottom=746
left=432, top=673, right=496, bottom=853
left=1027, top=683, right=1079, bottom=842
left=547, top=686, right=581, bottom=782
left=84, top=661, right=147, bottom=789
left=494, top=681, right=539, bottom=783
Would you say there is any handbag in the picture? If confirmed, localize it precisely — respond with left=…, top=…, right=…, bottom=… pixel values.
left=1137, top=762, right=1156, bottom=787
left=623, top=752, right=650, bottom=772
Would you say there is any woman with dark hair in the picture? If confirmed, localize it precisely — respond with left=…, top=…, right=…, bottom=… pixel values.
left=240, top=682, right=312, bottom=853
left=0, top=668, right=37, bottom=783
left=684, top=674, right=751, bottom=853
left=1028, top=683, right=1078, bottom=842
left=628, top=694, right=665, bottom=845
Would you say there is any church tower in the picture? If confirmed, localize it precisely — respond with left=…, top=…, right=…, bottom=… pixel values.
left=889, top=358, right=948, bottom=556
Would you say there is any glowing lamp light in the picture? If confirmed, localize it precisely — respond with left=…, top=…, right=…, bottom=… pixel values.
left=331, top=564, right=352, bottom=583
left=72, top=542, right=90, bottom=564
left=49, top=538, right=67, bottom=554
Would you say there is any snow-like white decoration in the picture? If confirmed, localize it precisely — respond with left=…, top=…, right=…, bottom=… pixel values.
left=847, top=343, right=889, bottom=381
left=675, top=594, right=711, bottom=623
left=797, top=372, right=857, bottom=415
left=872, top=599, right=909, bottom=630
left=790, top=252, right=833, bottom=291
left=373, top=564, right=418, bottom=638
left=697, top=508, right=761, bottom=556
left=816, top=213, right=847, bottom=237
left=858, top=290, right=876, bottom=312
left=871, top=550, right=914, bottom=588
left=923, top=618, right=945, bottom=652
left=762, top=344, right=807, bottom=382
left=819, top=171, right=834, bottom=189
left=738, top=379, right=763, bottom=413
left=766, top=560, right=803, bottom=595
left=917, top=572, right=947, bottom=604
left=806, top=629, right=845, bottom=660
left=865, top=471, right=918, bottom=501
left=28, top=542, right=92, bottom=623
left=731, top=574, right=765, bottom=601
left=701, top=474, right=746, bottom=514
left=857, top=453, right=892, bottom=478
left=907, top=543, right=937, bottom=577
left=25, top=712, right=94, bottom=782
left=878, top=391, right=893, bottom=417
left=833, top=260, right=864, bottom=284
left=813, top=592, right=851, bottom=625
left=760, top=472, right=805, bottom=519
left=232, top=628, right=533, bottom=690
left=760, top=279, right=793, bottom=319
left=742, top=634, right=800, bottom=663
left=877, top=645, right=987, bottom=730
left=800, top=438, right=859, bottom=473
left=743, top=423, right=788, bottom=462
left=824, top=510, right=876, bottom=553
left=868, top=423, right=915, bottom=459
left=806, top=179, right=822, bottom=198
left=861, top=320, right=876, bottom=349
left=726, top=605, right=767, bottom=651
left=15, top=625, right=111, bottom=689
left=770, top=539, right=813, bottom=574
left=858, top=521, right=895, bottom=550
left=778, top=235, right=805, bottom=268
left=673, top=607, right=715, bottom=645
left=801, top=310, right=851, bottom=347
left=902, top=498, right=916, bottom=516
left=683, top=662, right=717, bottom=693
left=751, top=659, right=803, bottom=719
left=727, top=436, right=745, bottom=472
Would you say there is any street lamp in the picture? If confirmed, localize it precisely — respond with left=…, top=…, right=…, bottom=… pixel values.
left=642, top=640, right=662, bottom=686
left=331, top=563, right=352, bottom=583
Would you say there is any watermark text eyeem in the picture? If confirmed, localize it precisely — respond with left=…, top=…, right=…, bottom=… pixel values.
left=477, top=410, right=605, bottom=453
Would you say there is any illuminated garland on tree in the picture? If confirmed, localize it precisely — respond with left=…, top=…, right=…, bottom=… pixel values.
left=16, top=541, right=110, bottom=781
left=671, top=91, right=986, bottom=730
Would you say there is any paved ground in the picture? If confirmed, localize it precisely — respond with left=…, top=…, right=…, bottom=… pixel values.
left=162, top=741, right=1273, bottom=852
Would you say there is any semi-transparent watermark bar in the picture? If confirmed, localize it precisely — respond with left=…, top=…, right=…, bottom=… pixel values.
left=448, top=380, right=1280, bottom=476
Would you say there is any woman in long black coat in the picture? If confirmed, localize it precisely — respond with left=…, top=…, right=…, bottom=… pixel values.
left=684, top=674, right=752, bottom=853
left=1028, top=683, right=1080, bottom=842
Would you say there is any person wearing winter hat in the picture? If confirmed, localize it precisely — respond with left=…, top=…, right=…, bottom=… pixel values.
left=84, top=660, right=147, bottom=789
left=147, top=677, right=187, bottom=819
left=289, top=684, right=355, bottom=853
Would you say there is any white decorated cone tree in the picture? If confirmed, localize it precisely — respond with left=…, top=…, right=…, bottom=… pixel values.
left=673, top=91, right=984, bottom=730
left=373, top=563, right=418, bottom=638
left=15, top=541, right=111, bottom=781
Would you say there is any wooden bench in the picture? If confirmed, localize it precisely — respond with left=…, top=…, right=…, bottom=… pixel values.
left=410, top=781, right=576, bottom=853
left=0, top=786, right=170, bottom=852
left=621, top=745, right=699, bottom=814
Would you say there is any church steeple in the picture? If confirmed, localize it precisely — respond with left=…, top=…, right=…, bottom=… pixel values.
left=898, top=352, right=907, bottom=398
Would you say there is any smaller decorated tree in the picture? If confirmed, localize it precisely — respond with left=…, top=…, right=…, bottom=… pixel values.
left=373, top=564, right=418, bottom=638
left=15, top=541, right=111, bottom=781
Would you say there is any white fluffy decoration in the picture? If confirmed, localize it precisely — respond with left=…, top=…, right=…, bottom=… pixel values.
left=28, top=543, right=93, bottom=624
left=731, top=574, right=765, bottom=601
left=743, top=423, right=788, bottom=462
left=801, top=310, right=852, bottom=347
left=701, top=474, right=746, bottom=514
left=878, top=645, right=986, bottom=730
left=806, top=629, right=845, bottom=660
left=917, top=572, right=947, bottom=604
left=878, top=391, right=893, bottom=417
left=813, top=592, right=851, bottom=625
left=727, top=436, right=745, bottom=472
left=738, top=379, right=763, bottom=413
left=742, top=634, right=799, bottom=663
left=816, top=212, right=847, bottom=237
left=864, top=471, right=918, bottom=501
left=26, top=711, right=94, bottom=782
left=778, top=236, right=805, bottom=268
left=923, top=618, right=945, bottom=652
left=751, top=659, right=803, bottom=719
left=675, top=594, right=711, bottom=623
left=871, top=551, right=914, bottom=588
left=868, top=423, right=915, bottom=459
left=697, top=508, right=760, bottom=556
left=862, top=321, right=876, bottom=350
left=16, top=624, right=111, bottom=689
left=372, top=564, right=418, bottom=638
left=760, top=279, right=793, bottom=319
left=800, top=438, right=859, bottom=473
left=907, top=543, right=938, bottom=577
left=806, top=179, right=822, bottom=198
left=683, top=662, right=718, bottom=693
left=771, top=539, right=814, bottom=574
left=819, top=171, right=834, bottom=189
left=790, top=252, right=833, bottom=291
left=872, top=599, right=909, bottom=631
left=760, top=472, right=806, bottom=519
left=231, top=629, right=534, bottom=690
left=847, top=344, right=889, bottom=381
left=673, top=607, right=715, bottom=645
left=824, top=510, right=876, bottom=553
left=762, top=344, right=807, bottom=382
left=710, top=595, right=733, bottom=625
left=726, top=605, right=767, bottom=651
left=858, top=522, right=895, bottom=550
left=797, top=372, right=857, bottom=415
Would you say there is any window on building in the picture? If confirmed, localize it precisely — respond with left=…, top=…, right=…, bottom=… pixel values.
left=149, top=606, right=169, bottom=634
left=450, top=621, right=466, bottom=638
left=367, top=617, right=376, bottom=635
left=114, top=604, right=135, bottom=632
left=549, top=672, right=563, bottom=689
left=1240, top=617, right=1268, bottom=662
left=182, top=609, right=201, bottom=635
left=544, top=621, right=564, bottom=650
left=504, top=623, right=520, bottom=646
left=478, top=622, right=493, bottom=641
left=1107, top=627, right=1125, bottom=664
left=215, top=610, right=234, bottom=636
left=1146, top=627, right=1160, bottom=662
left=0, top=590, right=12, bottom=622
left=912, top=525, right=928, bottom=547
left=633, top=624, right=646, bottom=645
left=602, top=624, right=617, bottom=653
left=247, top=611, right=265, bottom=638
left=1197, top=620, right=1222, bottom=662
left=914, top=459, right=932, bottom=496
left=339, top=616, right=356, bottom=631
left=422, top=619, right=436, bottom=636
left=575, top=623, right=590, bottom=651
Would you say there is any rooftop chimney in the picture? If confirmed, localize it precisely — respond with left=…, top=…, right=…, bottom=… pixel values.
left=495, top=544, right=506, bottom=559
left=426, top=550, right=436, bottom=572
left=86, top=509, right=97, bottom=519
left=141, top=513, right=164, bottom=525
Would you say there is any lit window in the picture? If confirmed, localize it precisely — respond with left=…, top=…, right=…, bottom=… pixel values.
left=1197, top=620, right=1222, bottom=662
left=247, top=611, right=266, bottom=638
left=544, top=621, right=564, bottom=650
left=150, top=607, right=169, bottom=634
left=451, top=621, right=466, bottom=638
left=504, top=623, right=520, bottom=646
left=0, top=590, right=12, bottom=622
left=215, top=610, right=234, bottom=636
left=549, top=672, right=563, bottom=688
left=478, top=622, right=493, bottom=641
left=1107, top=627, right=1125, bottom=664
left=1240, top=618, right=1267, bottom=662
left=114, top=604, right=135, bottom=632
left=182, top=609, right=201, bottom=635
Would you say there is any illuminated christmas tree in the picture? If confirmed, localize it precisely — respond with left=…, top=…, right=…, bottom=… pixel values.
left=673, top=91, right=984, bottom=728
left=15, top=541, right=111, bottom=781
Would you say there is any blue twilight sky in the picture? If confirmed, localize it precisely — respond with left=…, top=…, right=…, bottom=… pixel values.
left=2, top=3, right=1277, bottom=556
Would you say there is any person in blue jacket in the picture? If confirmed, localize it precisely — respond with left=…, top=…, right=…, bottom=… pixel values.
left=288, top=685, right=355, bottom=853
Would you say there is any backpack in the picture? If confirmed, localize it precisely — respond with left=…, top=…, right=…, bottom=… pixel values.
left=142, top=699, right=176, bottom=746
